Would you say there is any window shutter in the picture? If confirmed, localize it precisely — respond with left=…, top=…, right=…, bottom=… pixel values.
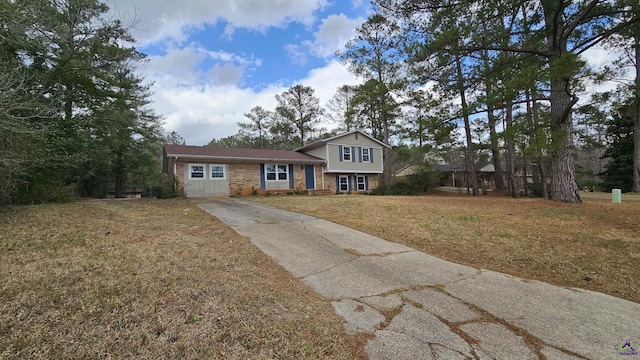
left=358, top=147, right=362, bottom=162
left=365, top=176, right=369, bottom=190
left=370, top=148, right=374, bottom=163
left=288, top=164, right=294, bottom=189
left=335, top=175, right=339, bottom=191
left=351, top=147, right=355, bottom=162
left=347, top=176, right=351, bottom=191
left=259, top=163, right=265, bottom=190
left=338, top=145, right=343, bottom=162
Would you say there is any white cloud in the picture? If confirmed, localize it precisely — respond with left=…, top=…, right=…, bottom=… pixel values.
left=207, top=64, right=245, bottom=85
left=110, top=0, right=330, bottom=44
left=151, top=59, right=360, bottom=145
left=144, top=47, right=206, bottom=86
left=352, top=0, right=364, bottom=8
left=143, top=46, right=259, bottom=87
left=285, top=44, right=308, bottom=65
left=303, top=13, right=363, bottom=58
left=300, top=60, right=361, bottom=106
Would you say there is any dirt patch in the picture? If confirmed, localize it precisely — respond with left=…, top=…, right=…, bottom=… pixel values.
left=0, top=199, right=359, bottom=359
left=253, top=195, right=640, bottom=304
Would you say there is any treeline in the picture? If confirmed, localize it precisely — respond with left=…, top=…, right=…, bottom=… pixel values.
left=217, top=1, right=639, bottom=202
left=1, top=0, right=164, bottom=205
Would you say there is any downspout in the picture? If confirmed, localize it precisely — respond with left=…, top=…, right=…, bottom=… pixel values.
left=173, top=156, right=178, bottom=190
left=325, top=145, right=330, bottom=190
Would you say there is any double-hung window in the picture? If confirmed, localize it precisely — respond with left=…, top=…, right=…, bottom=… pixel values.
left=339, top=176, right=349, bottom=191
left=342, top=146, right=351, bottom=161
left=189, top=164, right=205, bottom=179
left=356, top=176, right=366, bottom=191
left=361, top=148, right=370, bottom=162
left=266, top=164, right=288, bottom=181
left=210, top=165, right=225, bottom=179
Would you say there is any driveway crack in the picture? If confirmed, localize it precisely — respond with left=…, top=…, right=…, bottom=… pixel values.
left=301, top=256, right=360, bottom=279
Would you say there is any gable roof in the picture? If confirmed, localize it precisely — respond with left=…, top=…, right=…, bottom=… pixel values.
left=164, top=144, right=325, bottom=164
left=295, top=130, right=390, bottom=152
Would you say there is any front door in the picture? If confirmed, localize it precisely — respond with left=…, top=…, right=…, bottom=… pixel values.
left=305, top=165, right=315, bottom=189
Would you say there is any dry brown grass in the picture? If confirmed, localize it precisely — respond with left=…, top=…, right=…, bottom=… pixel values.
left=0, top=199, right=361, bottom=359
left=253, top=194, right=640, bottom=304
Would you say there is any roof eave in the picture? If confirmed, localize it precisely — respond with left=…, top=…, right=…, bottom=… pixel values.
left=165, top=153, right=325, bottom=164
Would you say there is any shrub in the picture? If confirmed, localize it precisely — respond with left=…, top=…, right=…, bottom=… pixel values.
left=145, top=175, right=183, bottom=199
left=12, top=180, right=78, bottom=204
left=372, top=166, right=440, bottom=195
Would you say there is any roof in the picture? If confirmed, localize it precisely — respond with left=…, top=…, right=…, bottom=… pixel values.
left=435, top=164, right=463, bottom=172
left=435, top=163, right=495, bottom=172
left=393, top=164, right=419, bottom=177
left=295, top=130, right=390, bottom=152
left=164, top=144, right=325, bottom=164
left=394, top=163, right=496, bottom=176
left=477, top=162, right=495, bottom=172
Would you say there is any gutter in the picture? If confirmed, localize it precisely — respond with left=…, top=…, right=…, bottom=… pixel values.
left=164, top=153, right=325, bottom=164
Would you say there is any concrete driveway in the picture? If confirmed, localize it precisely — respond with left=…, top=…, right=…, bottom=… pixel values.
left=196, top=198, right=639, bottom=360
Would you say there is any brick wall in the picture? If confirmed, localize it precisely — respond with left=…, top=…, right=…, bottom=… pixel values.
left=323, top=173, right=380, bottom=193
left=228, top=163, right=261, bottom=196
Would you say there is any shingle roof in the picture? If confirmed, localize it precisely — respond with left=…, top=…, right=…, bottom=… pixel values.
left=163, top=144, right=325, bottom=163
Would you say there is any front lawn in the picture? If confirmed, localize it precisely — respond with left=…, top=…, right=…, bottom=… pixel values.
left=0, top=199, right=360, bottom=359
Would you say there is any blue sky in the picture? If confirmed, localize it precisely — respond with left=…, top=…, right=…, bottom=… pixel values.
left=110, top=0, right=372, bottom=145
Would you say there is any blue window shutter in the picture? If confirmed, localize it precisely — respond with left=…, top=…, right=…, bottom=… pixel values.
left=338, top=145, right=343, bottom=162
left=288, top=164, right=294, bottom=188
left=259, top=163, right=265, bottom=190
left=370, top=148, right=374, bottom=163
left=347, top=176, right=351, bottom=191
left=358, top=147, right=362, bottom=162
left=335, top=175, right=339, bottom=191
left=351, top=147, right=355, bottom=162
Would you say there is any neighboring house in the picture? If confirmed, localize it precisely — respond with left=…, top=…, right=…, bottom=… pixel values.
left=162, top=130, right=389, bottom=197
left=296, top=130, right=389, bottom=193
left=476, top=162, right=496, bottom=187
left=393, top=162, right=495, bottom=188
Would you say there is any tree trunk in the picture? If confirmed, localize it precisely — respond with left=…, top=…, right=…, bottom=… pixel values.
left=480, top=46, right=505, bottom=191
left=487, top=106, right=505, bottom=190
left=114, top=151, right=124, bottom=198
left=522, top=154, right=529, bottom=196
left=505, top=100, right=520, bottom=198
left=538, top=157, right=549, bottom=198
left=542, top=2, right=581, bottom=202
left=549, top=77, right=581, bottom=202
left=633, top=31, right=640, bottom=192
left=528, top=88, right=549, bottom=198
left=455, top=54, right=478, bottom=195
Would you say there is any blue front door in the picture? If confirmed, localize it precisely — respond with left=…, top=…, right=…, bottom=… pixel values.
left=305, top=165, right=315, bottom=189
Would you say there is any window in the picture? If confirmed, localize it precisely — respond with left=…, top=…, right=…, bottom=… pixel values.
left=361, top=148, right=370, bottom=162
left=277, top=165, right=287, bottom=180
left=266, top=164, right=288, bottom=181
left=210, top=165, right=225, bottom=179
left=339, top=176, right=349, bottom=191
left=356, top=176, right=366, bottom=191
left=189, top=164, right=205, bottom=179
left=342, top=146, right=351, bottom=161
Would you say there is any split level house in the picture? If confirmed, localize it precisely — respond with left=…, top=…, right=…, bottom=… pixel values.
left=162, top=130, right=390, bottom=197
